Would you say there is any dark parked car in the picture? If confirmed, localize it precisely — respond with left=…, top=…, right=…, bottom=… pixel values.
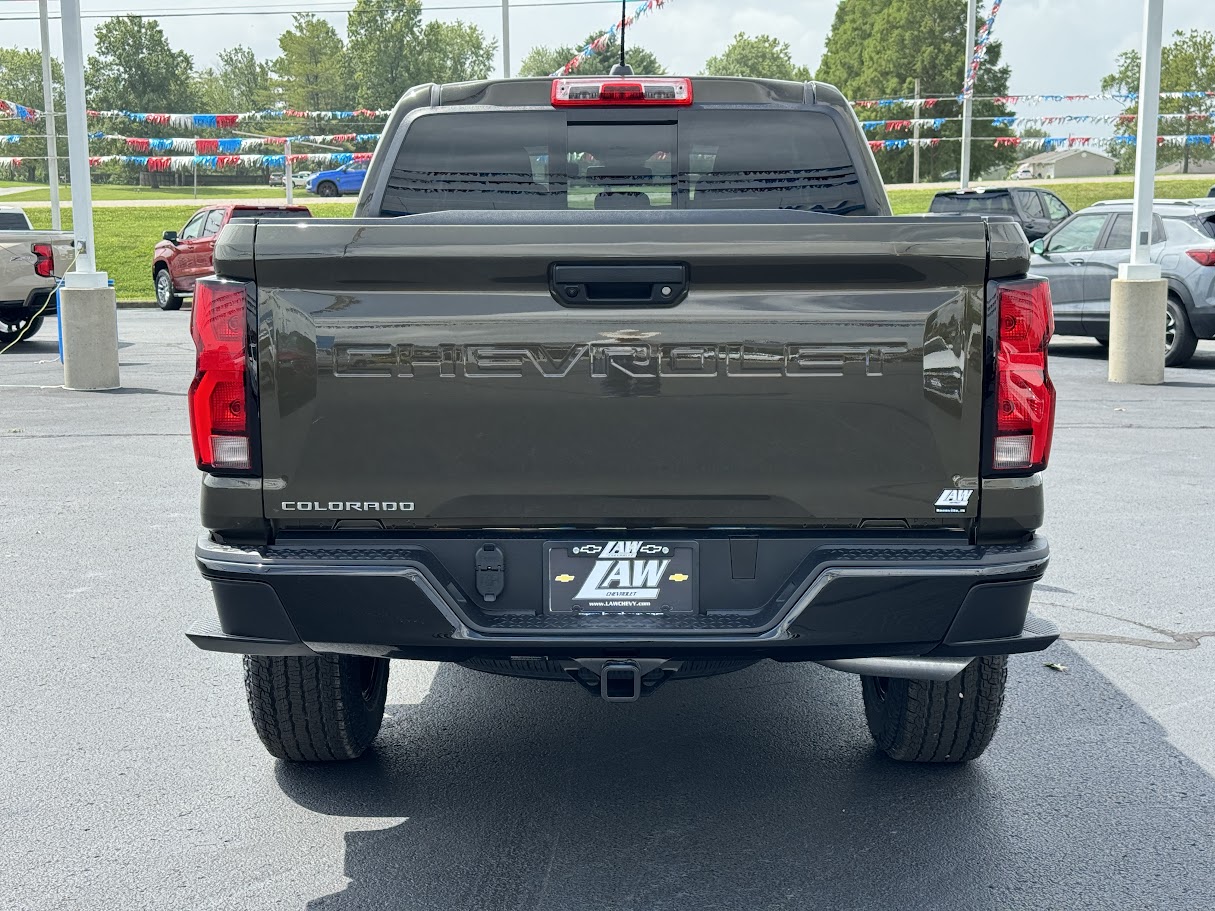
left=1031, top=199, right=1215, bottom=366
left=930, top=186, right=1072, bottom=240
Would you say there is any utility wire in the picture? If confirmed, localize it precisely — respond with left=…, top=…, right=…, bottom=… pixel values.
left=0, top=0, right=620, bottom=20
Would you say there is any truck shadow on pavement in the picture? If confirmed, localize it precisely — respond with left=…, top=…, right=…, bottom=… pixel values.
left=277, top=650, right=1215, bottom=910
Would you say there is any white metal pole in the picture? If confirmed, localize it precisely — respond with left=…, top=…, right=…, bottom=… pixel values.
left=1108, top=0, right=1166, bottom=385
left=284, top=139, right=293, bottom=204
left=38, top=0, right=61, bottom=231
left=501, top=0, right=511, bottom=77
left=1127, top=0, right=1164, bottom=271
left=59, top=0, right=102, bottom=284
left=959, top=0, right=977, bottom=189
left=58, top=0, right=119, bottom=390
left=912, top=77, right=921, bottom=185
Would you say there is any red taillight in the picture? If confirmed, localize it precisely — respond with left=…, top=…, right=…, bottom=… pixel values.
left=992, top=278, right=1055, bottom=472
left=1186, top=248, right=1215, bottom=266
left=32, top=243, right=54, bottom=278
left=188, top=278, right=253, bottom=472
left=551, top=77, right=692, bottom=107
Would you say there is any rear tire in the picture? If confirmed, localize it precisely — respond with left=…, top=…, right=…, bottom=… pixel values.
left=860, top=656, right=1007, bottom=763
left=243, top=654, right=389, bottom=761
left=1165, top=296, right=1198, bottom=367
left=0, top=314, right=44, bottom=345
left=317, top=181, right=339, bottom=198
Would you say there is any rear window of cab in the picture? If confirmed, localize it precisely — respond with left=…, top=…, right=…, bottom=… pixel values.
left=381, top=108, right=871, bottom=217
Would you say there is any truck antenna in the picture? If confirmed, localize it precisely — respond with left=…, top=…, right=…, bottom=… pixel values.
left=619, top=0, right=626, bottom=70
left=609, top=0, right=633, bottom=76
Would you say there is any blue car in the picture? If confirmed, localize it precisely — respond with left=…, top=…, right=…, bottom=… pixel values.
left=307, top=162, right=368, bottom=198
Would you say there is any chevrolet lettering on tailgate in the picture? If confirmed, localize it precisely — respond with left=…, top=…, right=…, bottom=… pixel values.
left=326, top=342, right=909, bottom=379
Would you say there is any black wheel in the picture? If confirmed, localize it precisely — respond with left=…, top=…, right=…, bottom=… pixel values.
left=154, top=268, right=182, bottom=311
left=860, top=656, right=1007, bottom=763
left=1165, top=296, right=1198, bottom=367
left=317, top=181, right=339, bottom=198
left=243, top=654, right=389, bottom=761
left=0, top=314, right=44, bottom=346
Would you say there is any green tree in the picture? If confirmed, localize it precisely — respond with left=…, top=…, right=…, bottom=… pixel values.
left=817, top=0, right=1017, bottom=183
left=1017, top=126, right=1047, bottom=161
left=86, top=17, right=198, bottom=112
left=518, top=32, right=665, bottom=78
left=194, top=45, right=273, bottom=113
left=0, top=46, right=66, bottom=110
left=409, top=20, right=497, bottom=88
left=1101, top=29, right=1215, bottom=175
left=273, top=13, right=353, bottom=111
left=702, top=33, right=811, bottom=81
left=0, top=47, right=67, bottom=183
left=347, top=0, right=495, bottom=109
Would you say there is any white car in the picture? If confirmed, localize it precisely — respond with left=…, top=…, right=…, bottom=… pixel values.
left=290, top=171, right=314, bottom=189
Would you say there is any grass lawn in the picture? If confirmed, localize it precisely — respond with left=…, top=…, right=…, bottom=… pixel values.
left=15, top=176, right=1213, bottom=301
left=24, top=202, right=355, bottom=300
left=2, top=184, right=287, bottom=203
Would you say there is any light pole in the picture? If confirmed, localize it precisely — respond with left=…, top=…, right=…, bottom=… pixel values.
left=1108, top=0, right=1166, bottom=385
left=501, top=0, right=511, bottom=77
left=58, top=0, right=121, bottom=390
left=959, top=0, right=977, bottom=189
left=38, top=0, right=61, bottom=230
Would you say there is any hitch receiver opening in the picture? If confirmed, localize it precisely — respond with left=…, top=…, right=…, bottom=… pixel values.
left=600, top=662, right=642, bottom=702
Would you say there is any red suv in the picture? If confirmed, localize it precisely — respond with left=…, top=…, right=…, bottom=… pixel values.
left=152, top=204, right=310, bottom=310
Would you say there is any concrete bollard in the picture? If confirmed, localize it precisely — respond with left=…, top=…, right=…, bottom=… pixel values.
left=60, top=284, right=121, bottom=390
left=1108, top=274, right=1166, bottom=385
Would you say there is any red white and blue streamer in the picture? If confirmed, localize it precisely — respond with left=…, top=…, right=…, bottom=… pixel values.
left=550, top=0, right=673, bottom=76
left=964, top=0, right=1003, bottom=98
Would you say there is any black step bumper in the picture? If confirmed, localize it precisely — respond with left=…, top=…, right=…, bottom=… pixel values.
left=187, top=532, right=1057, bottom=662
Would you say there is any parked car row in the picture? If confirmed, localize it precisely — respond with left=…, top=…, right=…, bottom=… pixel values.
left=1030, top=197, right=1215, bottom=366
left=134, top=184, right=1212, bottom=372
left=269, top=171, right=316, bottom=189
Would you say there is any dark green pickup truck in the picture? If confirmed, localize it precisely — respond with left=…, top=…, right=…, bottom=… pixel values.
left=186, top=75, right=1058, bottom=764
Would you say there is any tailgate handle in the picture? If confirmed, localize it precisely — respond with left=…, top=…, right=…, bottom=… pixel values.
left=551, top=264, right=688, bottom=307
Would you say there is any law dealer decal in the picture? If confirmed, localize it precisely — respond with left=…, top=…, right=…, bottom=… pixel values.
left=934, top=489, right=974, bottom=514
left=547, top=541, right=697, bottom=613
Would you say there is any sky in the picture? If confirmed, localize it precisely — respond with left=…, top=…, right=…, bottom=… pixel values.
left=1, top=0, right=1211, bottom=132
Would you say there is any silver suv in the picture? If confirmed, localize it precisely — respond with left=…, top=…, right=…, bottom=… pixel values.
left=1031, top=199, right=1215, bottom=366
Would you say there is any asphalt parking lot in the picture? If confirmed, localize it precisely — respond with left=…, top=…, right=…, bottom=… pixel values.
left=3, top=312, right=1214, bottom=910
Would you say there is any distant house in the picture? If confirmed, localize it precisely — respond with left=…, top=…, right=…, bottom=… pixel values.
left=1021, top=148, right=1117, bottom=179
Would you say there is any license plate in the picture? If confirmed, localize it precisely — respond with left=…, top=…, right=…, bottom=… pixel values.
left=546, top=541, right=698, bottom=614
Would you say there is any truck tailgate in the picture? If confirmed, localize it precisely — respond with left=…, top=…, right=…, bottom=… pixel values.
left=241, top=215, right=993, bottom=529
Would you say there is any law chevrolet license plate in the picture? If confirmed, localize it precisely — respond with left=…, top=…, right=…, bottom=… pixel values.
left=546, top=541, right=698, bottom=614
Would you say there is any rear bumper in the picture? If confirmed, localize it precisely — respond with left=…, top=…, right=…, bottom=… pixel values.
left=188, top=532, right=1056, bottom=661
left=0, top=286, right=56, bottom=321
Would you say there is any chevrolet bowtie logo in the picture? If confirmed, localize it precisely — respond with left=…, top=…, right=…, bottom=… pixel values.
left=554, top=574, right=576, bottom=583
left=668, top=573, right=689, bottom=582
